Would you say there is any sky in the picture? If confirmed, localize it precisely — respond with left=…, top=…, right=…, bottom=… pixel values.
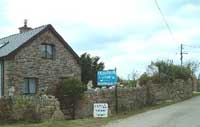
left=0, top=0, right=200, bottom=79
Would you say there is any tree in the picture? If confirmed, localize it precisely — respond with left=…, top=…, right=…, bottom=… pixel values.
left=185, top=61, right=199, bottom=76
left=139, top=60, right=194, bottom=85
left=125, top=70, right=139, bottom=88
left=55, top=77, right=86, bottom=120
left=80, top=53, right=105, bottom=87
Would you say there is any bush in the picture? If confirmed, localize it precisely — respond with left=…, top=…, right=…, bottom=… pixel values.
left=55, top=77, right=86, bottom=119
left=12, top=96, right=41, bottom=122
left=123, top=80, right=137, bottom=88
left=23, top=105, right=41, bottom=123
left=139, top=73, right=150, bottom=85
left=139, top=60, right=194, bottom=85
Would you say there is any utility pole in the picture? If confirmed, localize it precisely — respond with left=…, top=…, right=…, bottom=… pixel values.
left=180, top=44, right=183, bottom=66
left=180, top=44, right=188, bottom=66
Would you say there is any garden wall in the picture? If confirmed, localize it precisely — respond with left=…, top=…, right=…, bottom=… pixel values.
left=73, top=79, right=193, bottom=118
left=0, top=79, right=194, bottom=121
left=0, top=95, right=64, bottom=122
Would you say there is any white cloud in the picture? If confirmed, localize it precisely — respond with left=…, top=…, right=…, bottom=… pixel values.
left=2, top=0, right=200, bottom=78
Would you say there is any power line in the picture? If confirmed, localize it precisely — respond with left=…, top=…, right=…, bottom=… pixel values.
left=154, top=0, right=177, bottom=43
left=182, top=44, right=200, bottom=49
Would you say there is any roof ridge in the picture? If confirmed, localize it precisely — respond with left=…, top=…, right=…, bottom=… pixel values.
left=0, top=24, right=49, bottom=41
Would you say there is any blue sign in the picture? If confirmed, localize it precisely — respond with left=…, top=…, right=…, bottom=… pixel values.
left=97, top=70, right=117, bottom=86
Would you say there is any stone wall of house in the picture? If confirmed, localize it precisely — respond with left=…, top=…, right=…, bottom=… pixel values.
left=4, top=30, right=81, bottom=95
left=71, top=79, right=193, bottom=118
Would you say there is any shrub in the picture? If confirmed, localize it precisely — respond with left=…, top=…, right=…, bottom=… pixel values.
left=122, top=80, right=137, bottom=88
left=139, top=73, right=150, bottom=85
left=139, top=60, right=194, bottom=85
left=22, top=104, right=41, bottom=123
left=12, top=96, right=41, bottom=122
left=55, top=77, right=86, bottom=119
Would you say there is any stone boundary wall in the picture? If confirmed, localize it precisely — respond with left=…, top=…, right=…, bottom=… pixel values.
left=75, top=87, right=147, bottom=118
left=0, top=79, right=193, bottom=120
left=148, top=79, right=193, bottom=103
left=74, top=79, right=193, bottom=118
left=0, top=95, right=64, bottom=122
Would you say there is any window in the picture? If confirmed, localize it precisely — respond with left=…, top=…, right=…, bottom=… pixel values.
left=41, top=44, right=55, bottom=59
left=24, top=78, right=36, bottom=95
left=0, top=41, right=9, bottom=48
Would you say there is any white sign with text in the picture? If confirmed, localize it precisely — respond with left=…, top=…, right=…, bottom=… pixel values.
left=93, top=103, right=108, bottom=118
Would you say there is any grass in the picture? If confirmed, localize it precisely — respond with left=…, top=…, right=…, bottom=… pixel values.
left=193, top=91, right=200, bottom=97
left=0, top=101, right=175, bottom=127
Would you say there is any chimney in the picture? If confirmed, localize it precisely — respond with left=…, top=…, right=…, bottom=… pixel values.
left=18, top=19, right=32, bottom=33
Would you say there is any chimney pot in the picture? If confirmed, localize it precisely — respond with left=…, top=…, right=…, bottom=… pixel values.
left=19, top=19, right=32, bottom=33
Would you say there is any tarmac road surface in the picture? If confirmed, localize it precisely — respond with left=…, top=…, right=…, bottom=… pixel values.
left=104, top=96, right=200, bottom=127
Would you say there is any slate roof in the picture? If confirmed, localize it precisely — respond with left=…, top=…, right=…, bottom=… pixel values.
left=0, top=25, right=48, bottom=58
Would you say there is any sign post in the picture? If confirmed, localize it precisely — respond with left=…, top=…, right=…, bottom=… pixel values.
left=97, top=68, right=118, bottom=114
left=114, top=68, right=118, bottom=114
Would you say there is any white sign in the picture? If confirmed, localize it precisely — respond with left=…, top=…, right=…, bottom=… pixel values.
left=93, top=103, right=108, bottom=118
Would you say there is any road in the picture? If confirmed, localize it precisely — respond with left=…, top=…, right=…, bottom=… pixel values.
left=104, top=96, right=200, bottom=127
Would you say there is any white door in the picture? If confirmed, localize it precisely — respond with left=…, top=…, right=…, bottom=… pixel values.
left=0, top=63, right=2, bottom=96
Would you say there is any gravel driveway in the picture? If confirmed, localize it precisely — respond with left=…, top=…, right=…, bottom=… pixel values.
left=104, top=96, right=200, bottom=127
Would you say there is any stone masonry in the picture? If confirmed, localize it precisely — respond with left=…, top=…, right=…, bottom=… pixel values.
left=72, top=79, right=193, bottom=118
left=3, top=30, right=81, bottom=95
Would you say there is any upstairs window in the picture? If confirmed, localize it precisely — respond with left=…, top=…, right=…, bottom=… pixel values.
left=24, top=78, right=37, bottom=95
left=0, top=41, right=9, bottom=48
left=41, top=44, right=55, bottom=59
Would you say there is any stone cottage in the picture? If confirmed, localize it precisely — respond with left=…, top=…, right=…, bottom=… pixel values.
left=0, top=21, right=81, bottom=96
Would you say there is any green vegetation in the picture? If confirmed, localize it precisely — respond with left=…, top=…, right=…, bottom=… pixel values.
left=139, top=60, right=196, bottom=85
left=193, top=91, right=200, bottom=97
left=0, top=101, right=175, bottom=127
left=0, top=96, right=41, bottom=123
left=80, top=53, right=105, bottom=87
left=55, top=77, right=86, bottom=120
left=121, top=80, right=137, bottom=88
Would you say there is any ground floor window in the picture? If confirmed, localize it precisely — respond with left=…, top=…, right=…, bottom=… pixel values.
left=24, top=78, right=37, bottom=95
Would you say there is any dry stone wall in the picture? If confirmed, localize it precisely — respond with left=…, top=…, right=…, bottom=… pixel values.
left=72, top=79, right=193, bottom=118
left=0, top=95, right=64, bottom=122
left=147, top=79, right=193, bottom=103
left=75, top=87, right=147, bottom=118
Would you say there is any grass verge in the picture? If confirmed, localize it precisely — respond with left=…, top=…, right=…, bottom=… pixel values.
left=193, top=91, right=200, bottom=97
left=0, top=101, right=175, bottom=127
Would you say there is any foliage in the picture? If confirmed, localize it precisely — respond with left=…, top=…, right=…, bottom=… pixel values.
left=0, top=96, right=41, bottom=123
left=55, top=77, right=86, bottom=120
left=139, top=60, right=194, bottom=85
left=138, top=73, right=151, bottom=85
left=80, top=53, right=105, bottom=87
left=129, top=70, right=139, bottom=81
left=12, top=96, right=41, bottom=122
left=185, top=61, right=199, bottom=75
left=122, top=80, right=137, bottom=88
